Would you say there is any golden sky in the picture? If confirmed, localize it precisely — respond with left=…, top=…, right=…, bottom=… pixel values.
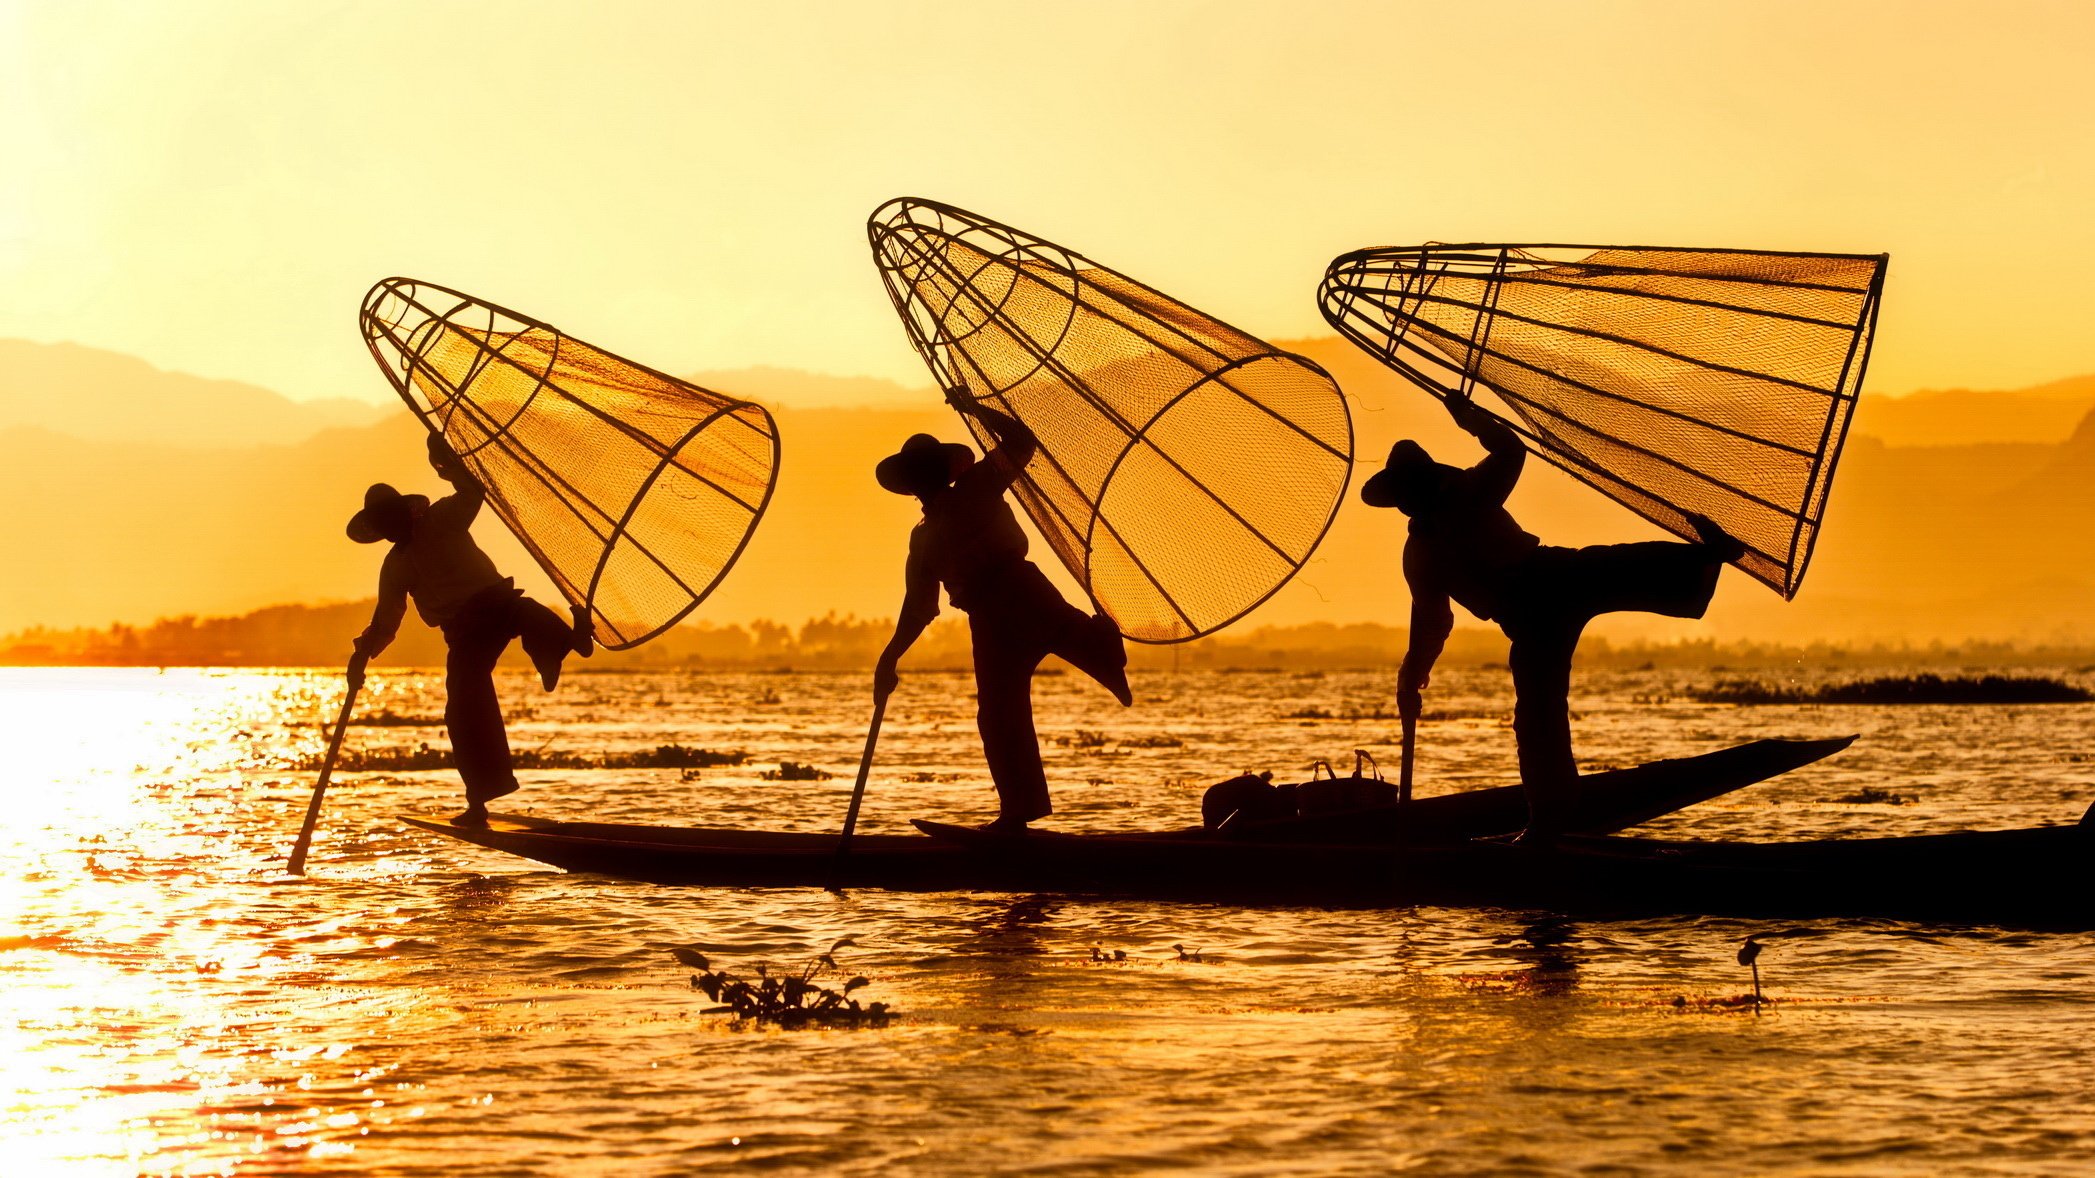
left=4, top=0, right=2095, bottom=406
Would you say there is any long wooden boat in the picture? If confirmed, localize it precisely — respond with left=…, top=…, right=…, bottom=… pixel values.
left=398, top=809, right=2092, bottom=929
left=395, top=733, right=1842, bottom=879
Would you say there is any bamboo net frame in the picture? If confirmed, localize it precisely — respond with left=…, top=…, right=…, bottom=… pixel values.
left=869, top=198, right=1354, bottom=643
left=359, top=278, right=779, bottom=650
left=1319, top=243, right=1887, bottom=598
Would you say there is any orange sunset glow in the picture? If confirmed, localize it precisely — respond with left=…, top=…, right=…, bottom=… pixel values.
left=5, top=3, right=2095, bottom=1176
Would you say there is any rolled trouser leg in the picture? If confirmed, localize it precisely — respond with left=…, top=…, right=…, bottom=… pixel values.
left=1507, top=624, right=1581, bottom=833
left=972, top=627, right=1051, bottom=824
left=445, top=630, right=519, bottom=805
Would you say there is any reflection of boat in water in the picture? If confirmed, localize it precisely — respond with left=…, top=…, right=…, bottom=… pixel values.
left=402, top=734, right=2092, bottom=927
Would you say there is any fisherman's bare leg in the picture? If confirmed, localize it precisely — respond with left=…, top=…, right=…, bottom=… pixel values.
left=444, top=628, right=519, bottom=826
left=972, top=625, right=1052, bottom=827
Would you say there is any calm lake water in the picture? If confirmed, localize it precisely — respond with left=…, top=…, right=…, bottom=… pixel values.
left=2, top=664, right=2091, bottom=1176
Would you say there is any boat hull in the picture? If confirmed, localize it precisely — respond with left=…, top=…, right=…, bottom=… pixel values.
left=399, top=814, right=2093, bottom=927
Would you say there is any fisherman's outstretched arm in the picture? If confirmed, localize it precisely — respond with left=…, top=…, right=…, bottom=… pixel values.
left=874, top=542, right=939, bottom=698
left=950, top=392, right=1037, bottom=490
left=1448, top=397, right=1525, bottom=506
left=357, top=549, right=410, bottom=659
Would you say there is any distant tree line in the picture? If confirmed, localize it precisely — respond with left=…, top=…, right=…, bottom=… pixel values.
left=4, top=601, right=2090, bottom=671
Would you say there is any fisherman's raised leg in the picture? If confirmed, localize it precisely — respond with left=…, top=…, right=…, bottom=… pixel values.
left=1047, top=601, right=1132, bottom=707
left=507, top=592, right=586, bottom=690
left=1565, top=538, right=1728, bottom=621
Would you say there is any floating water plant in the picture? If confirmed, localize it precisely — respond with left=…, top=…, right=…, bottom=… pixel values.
left=344, top=710, right=446, bottom=727
left=1282, top=705, right=1397, bottom=721
left=1833, top=786, right=1917, bottom=805
left=761, top=761, right=833, bottom=781
left=671, top=939, right=893, bottom=1027
left=298, top=743, right=749, bottom=772
left=1691, top=674, right=2092, bottom=706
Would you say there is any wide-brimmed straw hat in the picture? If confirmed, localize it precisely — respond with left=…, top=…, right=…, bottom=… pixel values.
left=875, top=434, right=975, bottom=495
left=1359, top=440, right=1452, bottom=511
left=346, top=483, right=430, bottom=543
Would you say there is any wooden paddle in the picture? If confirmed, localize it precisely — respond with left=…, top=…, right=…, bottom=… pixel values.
left=832, top=689, right=889, bottom=866
left=288, top=652, right=367, bottom=875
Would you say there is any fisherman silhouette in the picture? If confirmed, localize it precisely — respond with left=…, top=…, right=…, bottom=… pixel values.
left=348, top=434, right=593, bottom=827
left=874, top=393, right=1133, bottom=831
left=1363, top=396, right=1744, bottom=838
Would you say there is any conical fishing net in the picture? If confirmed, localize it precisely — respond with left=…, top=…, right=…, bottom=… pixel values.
left=1320, top=244, right=1887, bottom=598
left=359, top=278, right=779, bottom=650
left=869, top=198, right=1354, bottom=643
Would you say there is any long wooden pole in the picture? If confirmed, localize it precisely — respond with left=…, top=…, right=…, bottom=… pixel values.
left=833, top=692, right=889, bottom=863
left=288, top=654, right=366, bottom=875
left=1399, top=712, right=1417, bottom=805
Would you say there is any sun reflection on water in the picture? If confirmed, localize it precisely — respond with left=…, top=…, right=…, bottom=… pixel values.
left=0, top=669, right=387, bottom=1175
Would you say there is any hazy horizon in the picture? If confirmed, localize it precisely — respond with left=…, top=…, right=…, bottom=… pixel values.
left=7, top=333, right=2095, bottom=646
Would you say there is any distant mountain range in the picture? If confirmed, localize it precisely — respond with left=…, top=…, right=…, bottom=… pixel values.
left=2, top=336, right=2093, bottom=645
left=0, top=339, right=386, bottom=446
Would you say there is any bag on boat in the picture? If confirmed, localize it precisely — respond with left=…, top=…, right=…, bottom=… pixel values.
left=1201, top=768, right=1404, bottom=829
left=1201, top=772, right=1285, bottom=829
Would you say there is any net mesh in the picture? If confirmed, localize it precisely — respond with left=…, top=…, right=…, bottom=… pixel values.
left=869, top=198, right=1354, bottom=643
left=1319, top=244, right=1887, bottom=598
left=359, top=278, right=779, bottom=650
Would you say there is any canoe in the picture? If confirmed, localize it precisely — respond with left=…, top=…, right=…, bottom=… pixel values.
left=393, top=733, right=1847, bottom=884
left=398, top=810, right=2092, bottom=927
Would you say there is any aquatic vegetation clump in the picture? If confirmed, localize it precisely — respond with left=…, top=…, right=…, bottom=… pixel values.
left=760, top=761, right=833, bottom=781
left=671, top=939, right=893, bottom=1027
left=1282, top=705, right=1397, bottom=721
left=619, top=744, right=749, bottom=769
left=298, top=743, right=749, bottom=772
left=1833, top=786, right=1917, bottom=805
left=1691, top=673, right=2093, bottom=706
left=345, top=710, right=446, bottom=727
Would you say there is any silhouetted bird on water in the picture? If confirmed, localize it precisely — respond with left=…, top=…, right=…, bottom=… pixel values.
left=348, top=434, right=593, bottom=826
left=1362, top=396, right=1745, bottom=840
left=873, top=392, right=1132, bottom=832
